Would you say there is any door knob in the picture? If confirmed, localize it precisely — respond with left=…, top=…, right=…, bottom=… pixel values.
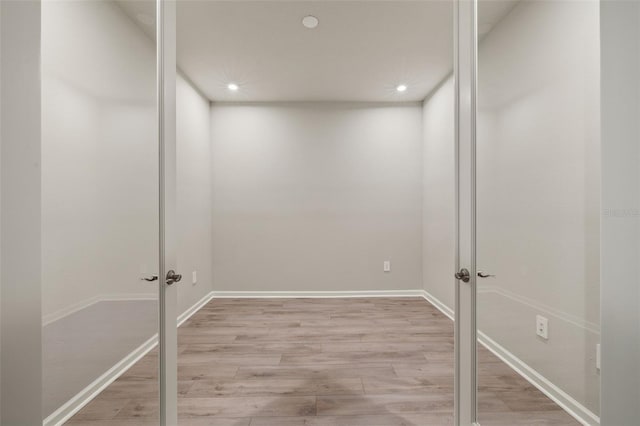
left=166, top=270, right=182, bottom=285
left=477, top=271, right=495, bottom=278
left=454, top=268, right=471, bottom=283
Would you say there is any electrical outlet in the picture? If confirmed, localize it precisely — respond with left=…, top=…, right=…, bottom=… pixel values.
left=192, top=270, right=197, bottom=285
left=383, top=261, right=391, bottom=272
left=536, top=315, right=548, bottom=339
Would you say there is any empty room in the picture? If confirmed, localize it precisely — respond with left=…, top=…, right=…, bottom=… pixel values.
left=1, top=0, right=639, bottom=426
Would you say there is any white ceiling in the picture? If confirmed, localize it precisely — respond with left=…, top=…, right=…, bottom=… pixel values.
left=118, top=0, right=518, bottom=103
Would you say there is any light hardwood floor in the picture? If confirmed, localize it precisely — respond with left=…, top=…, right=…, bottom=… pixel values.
left=67, top=297, right=579, bottom=425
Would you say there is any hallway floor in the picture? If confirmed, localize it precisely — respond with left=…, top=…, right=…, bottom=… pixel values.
left=67, top=297, right=579, bottom=425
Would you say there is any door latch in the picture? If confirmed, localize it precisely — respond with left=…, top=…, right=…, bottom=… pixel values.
left=166, top=270, right=182, bottom=285
left=454, top=268, right=471, bottom=283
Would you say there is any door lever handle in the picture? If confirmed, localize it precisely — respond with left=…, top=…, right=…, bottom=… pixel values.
left=166, top=270, right=182, bottom=285
left=477, top=271, right=495, bottom=278
left=141, top=275, right=158, bottom=282
left=454, top=268, right=471, bottom=283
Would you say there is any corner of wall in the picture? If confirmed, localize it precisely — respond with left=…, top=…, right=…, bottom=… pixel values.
left=421, top=96, right=428, bottom=294
left=420, top=75, right=456, bottom=311
left=176, top=74, right=216, bottom=315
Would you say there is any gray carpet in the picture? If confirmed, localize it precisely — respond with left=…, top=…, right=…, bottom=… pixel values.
left=43, top=300, right=157, bottom=418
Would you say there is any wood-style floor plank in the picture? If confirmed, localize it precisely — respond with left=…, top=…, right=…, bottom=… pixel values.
left=67, top=297, right=579, bottom=425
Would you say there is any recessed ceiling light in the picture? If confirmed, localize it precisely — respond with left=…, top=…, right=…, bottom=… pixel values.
left=302, top=15, right=319, bottom=29
left=227, top=83, right=239, bottom=91
left=396, top=84, right=408, bottom=93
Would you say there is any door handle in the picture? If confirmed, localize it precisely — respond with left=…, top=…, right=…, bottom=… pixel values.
left=477, top=271, right=495, bottom=278
left=141, top=275, right=158, bottom=282
left=454, top=268, right=471, bottom=283
left=166, top=270, right=182, bottom=285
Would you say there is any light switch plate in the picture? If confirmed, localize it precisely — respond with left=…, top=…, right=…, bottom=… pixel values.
left=383, top=261, right=391, bottom=272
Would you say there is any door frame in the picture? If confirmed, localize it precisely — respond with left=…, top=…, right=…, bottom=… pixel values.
left=453, top=0, right=478, bottom=425
left=157, top=0, right=178, bottom=424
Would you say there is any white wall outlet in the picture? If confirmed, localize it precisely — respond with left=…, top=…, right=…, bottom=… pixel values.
left=536, top=315, right=549, bottom=339
left=192, top=270, right=197, bottom=284
left=383, top=261, right=391, bottom=272
left=596, top=343, right=601, bottom=370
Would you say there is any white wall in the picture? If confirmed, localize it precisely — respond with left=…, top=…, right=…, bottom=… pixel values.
left=477, top=0, right=600, bottom=415
left=0, top=4, right=3, bottom=418
left=0, top=1, right=42, bottom=424
left=422, top=77, right=455, bottom=308
left=210, top=103, right=423, bottom=292
left=42, top=0, right=159, bottom=319
left=39, top=0, right=212, bottom=418
left=423, top=0, right=601, bottom=419
left=600, top=0, right=640, bottom=423
left=176, top=76, right=213, bottom=314
left=41, top=0, right=213, bottom=319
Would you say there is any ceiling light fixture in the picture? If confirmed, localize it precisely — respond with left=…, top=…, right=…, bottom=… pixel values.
left=227, top=83, right=239, bottom=91
left=396, top=84, right=408, bottom=93
left=302, top=15, right=319, bottom=29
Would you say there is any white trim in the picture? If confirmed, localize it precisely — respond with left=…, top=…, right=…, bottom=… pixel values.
left=211, top=289, right=424, bottom=298
left=43, top=290, right=599, bottom=426
left=43, top=290, right=214, bottom=426
left=42, top=295, right=101, bottom=326
left=478, top=331, right=599, bottom=426
left=478, top=286, right=600, bottom=335
left=421, top=290, right=600, bottom=426
left=422, top=289, right=455, bottom=321
left=100, top=293, right=157, bottom=302
left=177, top=291, right=214, bottom=327
left=42, top=293, right=157, bottom=326
left=43, top=334, right=158, bottom=426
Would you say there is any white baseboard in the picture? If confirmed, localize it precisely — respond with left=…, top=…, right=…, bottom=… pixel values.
left=44, top=289, right=598, bottom=426
left=43, top=290, right=215, bottom=426
left=100, top=293, right=157, bottom=302
left=421, top=289, right=599, bottom=426
left=43, top=334, right=157, bottom=426
left=43, top=293, right=157, bottom=326
left=42, top=295, right=102, bottom=326
left=211, top=289, right=424, bottom=298
left=478, top=331, right=599, bottom=425
left=421, top=289, right=454, bottom=320
left=178, top=291, right=215, bottom=327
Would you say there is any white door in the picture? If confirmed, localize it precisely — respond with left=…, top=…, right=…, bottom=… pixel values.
left=453, top=0, right=478, bottom=424
left=455, top=0, right=603, bottom=425
left=31, top=0, right=181, bottom=424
